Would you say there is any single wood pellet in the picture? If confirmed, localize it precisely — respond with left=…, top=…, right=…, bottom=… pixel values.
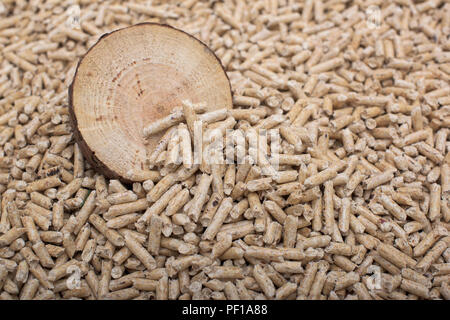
left=0, top=0, right=449, bottom=301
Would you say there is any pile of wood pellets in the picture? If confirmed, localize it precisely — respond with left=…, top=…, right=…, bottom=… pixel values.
left=0, top=0, right=449, bottom=300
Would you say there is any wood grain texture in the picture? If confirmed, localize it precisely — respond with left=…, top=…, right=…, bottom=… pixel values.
left=69, top=23, right=232, bottom=182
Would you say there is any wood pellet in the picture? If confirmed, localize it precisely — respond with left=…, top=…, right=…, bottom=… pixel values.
left=0, top=0, right=449, bottom=300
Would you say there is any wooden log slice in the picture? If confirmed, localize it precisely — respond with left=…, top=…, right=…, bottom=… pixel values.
left=69, top=23, right=232, bottom=182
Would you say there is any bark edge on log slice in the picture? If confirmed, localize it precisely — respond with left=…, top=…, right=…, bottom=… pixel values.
left=69, top=23, right=232, bottom=183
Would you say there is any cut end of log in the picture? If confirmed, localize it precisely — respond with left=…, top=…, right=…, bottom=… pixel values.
left=69, top=23, right=232, bottom=182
